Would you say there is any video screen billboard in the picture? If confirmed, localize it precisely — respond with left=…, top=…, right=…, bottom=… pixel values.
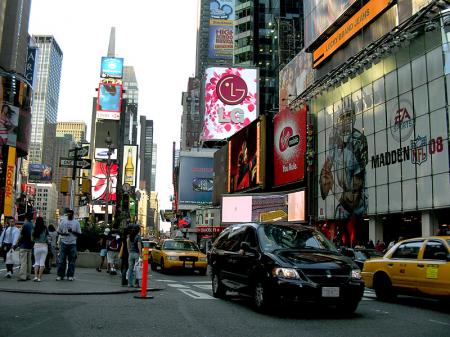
left=273, top=105, right=307, bottom=187
left=96, top=83, right=122, bottom=120
left=0, top=102, right=19, bottom=147
left=304, top=0, right=358, bottom=48
left=228, top=117, right=265, bottom=193
left=100, top=57, right=124, bottom=79
left=279, top=50, right=315, bottom=109
left=178, top=156, right=214, bottom=205
left=122, top=145, right=138, bottom=187
left=202, top=67, right=259, bottom=141
left=28, top=164, right=52, bottom=183
left=221, top=190, right=306, bottom=224
left=91, top=161, right=118, bottom=203
left=94, top=147, right=118, bottom=161
left=209, top=0, right=235, bottom=59
left=94, top=120, right=119, bottom=149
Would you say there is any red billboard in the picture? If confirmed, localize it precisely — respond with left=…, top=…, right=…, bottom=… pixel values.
left=91, top=161, right=118, bottom=203
left=273, top=105, right=307, bottom=187
left=228, top=117, right=265, bottom=193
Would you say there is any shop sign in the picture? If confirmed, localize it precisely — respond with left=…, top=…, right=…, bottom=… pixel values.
left=196, top=226, right=226, bottom=234
left=4, top=147, right=16, bottom=217
left=313, top=0, right=392, bottom=68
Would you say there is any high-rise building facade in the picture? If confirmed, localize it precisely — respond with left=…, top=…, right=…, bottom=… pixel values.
left=234, top=0, right=303, bottom=114
left=151, top=143, right=157, bottom=191
left=56, top=121, right=87, bottom=143
left=33, top=183, right=58, bottom=227
left=29, top=35, right=63, bottom=166
left=139, top=116, right=154, bottom=190
left=52, top=134, right=72, bottom=212
left=180, top=77, right=201, bottom=151
left=122, top=66, right=138, bottom=145
left=0, top=0, right=31, bottom=76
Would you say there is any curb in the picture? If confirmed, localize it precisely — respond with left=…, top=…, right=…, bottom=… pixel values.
left=0, top=287, right=165, bottom=295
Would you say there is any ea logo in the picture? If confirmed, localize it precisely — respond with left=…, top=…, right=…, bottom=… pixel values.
left=390, top=106, right=414, bottom=142
left=216, top=74, right=248, bottom=105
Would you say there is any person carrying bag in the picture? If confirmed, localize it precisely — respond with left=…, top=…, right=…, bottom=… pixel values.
left=0, top=217, right=20, bottom=278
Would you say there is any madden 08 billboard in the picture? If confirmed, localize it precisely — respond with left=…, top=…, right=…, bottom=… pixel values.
left=202, top=67, right=259, bottom=141
left=96, top=83, right=122, bottom=120
left=100, top=57, right=124, bottom=79
left=178, top=156, right=214, bottom=205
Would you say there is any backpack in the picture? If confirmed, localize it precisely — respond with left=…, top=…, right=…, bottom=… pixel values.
left=109, top=238, right=119, bottom=251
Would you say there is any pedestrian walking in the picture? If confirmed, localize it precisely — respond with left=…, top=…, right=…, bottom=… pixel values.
left=119, top=226, right=130, bottom=286
left=56, top=209, right=81, bottom=281
left=106, top=230, right=120, bottom=275
left=32, top=217, right=48, bottom=282
left=0, top=217, right=20, bottom=278
left=46, top=224, right=58, bottom=268
left=96, top=228, right=109, bottom=272
left=127, top=226, right=142, bottom=288
left=17, top=212, right=34, bottom=281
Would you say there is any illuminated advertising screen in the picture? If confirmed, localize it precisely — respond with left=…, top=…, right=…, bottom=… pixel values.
left=0, top=102, right=19, bottom=147
left=304, top=0, right=358, bottom=48
left=91, top=161, right=118, bottom=203
left=202, top=67, right=259, bottom=141
left=213, top=144, right=228, bottom=205
left=273, top=105, right=307, bottom=187
left=221, top=190, right=306, bottom=224
left=94, top=147, right=118, bottom=161
left=178, top=156, right=214, bottom=205
left=28, top=164, right=52, bottom=183
left=279, top=50, right=315, bottom=109
left=3, top=147, right=16, bottom=217
left=209, top=0, right=234, bottom=59
left=100, top=57, right=124, bottom=79
left=96, top=83, right=122, bottom=120
left=228, top=117, right=265, bottom=193
left=94, top=120, right=119, bottom=149
left=122, top=145, right=138, bottom=187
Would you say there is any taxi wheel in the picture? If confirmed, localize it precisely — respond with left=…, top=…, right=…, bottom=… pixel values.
left=198, top=268, right=207, bottom=276
left=374, top=273, right=396, bottom=301
left=160, top=258, right=165, bottom=273
left=151, top=261, right=157, bottom=271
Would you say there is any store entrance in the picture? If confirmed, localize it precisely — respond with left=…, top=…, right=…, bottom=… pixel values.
left=382, top=212, right=422, bottom=243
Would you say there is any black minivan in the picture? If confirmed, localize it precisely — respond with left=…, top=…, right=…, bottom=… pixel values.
left=209, top=222, right=364, bottom=313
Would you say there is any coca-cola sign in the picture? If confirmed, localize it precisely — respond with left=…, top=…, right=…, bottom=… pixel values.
left=273, top=106, right=307, bottom=187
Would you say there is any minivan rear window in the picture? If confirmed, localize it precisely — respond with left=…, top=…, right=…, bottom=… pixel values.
left=257, top=224, right=337, bottom=253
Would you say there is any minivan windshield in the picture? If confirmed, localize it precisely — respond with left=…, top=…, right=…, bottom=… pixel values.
left=257, top=224, right=338, bottom=253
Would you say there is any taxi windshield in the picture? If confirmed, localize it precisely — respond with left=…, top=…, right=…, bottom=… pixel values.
left=163, top=241, right=199, bottom=251
left=257, top=224, right=338, bottom=253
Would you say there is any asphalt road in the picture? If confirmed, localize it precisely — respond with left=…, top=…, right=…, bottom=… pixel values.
left=1, top=269, right=449, bottom=337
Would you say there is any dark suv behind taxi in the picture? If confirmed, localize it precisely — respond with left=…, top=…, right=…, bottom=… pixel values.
left=209, top=222, right=364, bottom=313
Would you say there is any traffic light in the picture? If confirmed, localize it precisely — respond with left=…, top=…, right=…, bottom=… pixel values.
left=81, top=179, right=91, bottom=194
left=60, top=177, right=70, bottom=194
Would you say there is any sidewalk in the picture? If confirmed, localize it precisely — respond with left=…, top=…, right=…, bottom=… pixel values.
left=0, top=266, right=164, bottom=295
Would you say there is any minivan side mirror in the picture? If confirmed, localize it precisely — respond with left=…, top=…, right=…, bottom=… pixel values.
left=240, top=241, right=251, bottom=251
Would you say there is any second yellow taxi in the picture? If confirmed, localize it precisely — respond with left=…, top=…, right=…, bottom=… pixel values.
left=150, top=239, right=208, bottom=275
left=362, top=236, right=450, bottom=301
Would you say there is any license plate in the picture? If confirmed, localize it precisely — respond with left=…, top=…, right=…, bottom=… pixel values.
left=184, top=263, right=193, bottom=268
left=322, top=287, right=339, bottom=297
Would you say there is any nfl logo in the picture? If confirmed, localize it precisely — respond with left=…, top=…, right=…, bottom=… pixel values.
left=411, top=135, right=427, bottom=165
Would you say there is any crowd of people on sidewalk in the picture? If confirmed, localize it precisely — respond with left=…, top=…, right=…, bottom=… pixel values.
left=0, top=209, right=81, bottom=283
left=95, top=224, right=143, bottom=288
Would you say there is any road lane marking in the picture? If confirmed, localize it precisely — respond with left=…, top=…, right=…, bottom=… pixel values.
left=155, top=279, right=176, bottom=282
left=185, top=281, right=211, bottom=284
left=167, top=283, right=190, bottom=288
left=193, top=284, right=212, bottom=290
left=179, top=289, right=217, bottom=299
left=429, top=319, right=450, bottom=326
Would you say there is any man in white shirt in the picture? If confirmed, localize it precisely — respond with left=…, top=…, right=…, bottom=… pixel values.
left=56, top=210, right=81, bottom=281
left=0, top=217, right=20, bottom=278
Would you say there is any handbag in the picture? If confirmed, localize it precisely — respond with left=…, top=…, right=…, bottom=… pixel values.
left=5, top=249, right=20, bottom=265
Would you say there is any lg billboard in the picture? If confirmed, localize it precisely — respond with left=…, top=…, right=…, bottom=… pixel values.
left=202, top=67, right=259, bottom=141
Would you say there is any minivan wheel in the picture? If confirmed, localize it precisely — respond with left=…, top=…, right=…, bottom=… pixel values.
left=374, top=273, right=395, bottom=301
left=212, top=272, right=226, bottom=298
left=253, top=282, right=271, bottom=312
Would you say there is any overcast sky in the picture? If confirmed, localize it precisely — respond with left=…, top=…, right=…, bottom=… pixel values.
left=29, top=0, right=199, bottom=230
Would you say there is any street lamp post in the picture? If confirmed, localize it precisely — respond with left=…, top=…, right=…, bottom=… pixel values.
left=105, top=132, right=113, bottom=226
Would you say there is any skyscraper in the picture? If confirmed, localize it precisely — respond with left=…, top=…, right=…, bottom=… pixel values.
left=139, top=116, right=154, bottom=190
left=56, top=121, right=87, bottom=143
left=29, top=35, right=63, bottom=166
left=122, top=66, right=138, bottom=145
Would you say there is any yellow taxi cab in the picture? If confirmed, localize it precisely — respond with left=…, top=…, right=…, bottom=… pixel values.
left=150, top=239, right=208, bottom=275
left=362, top=236, right=450, bottom=301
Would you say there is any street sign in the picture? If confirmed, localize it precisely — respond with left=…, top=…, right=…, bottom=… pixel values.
left=68, top=145, right=89, bottom=158
left=59, top=158, right=92, bottom=169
